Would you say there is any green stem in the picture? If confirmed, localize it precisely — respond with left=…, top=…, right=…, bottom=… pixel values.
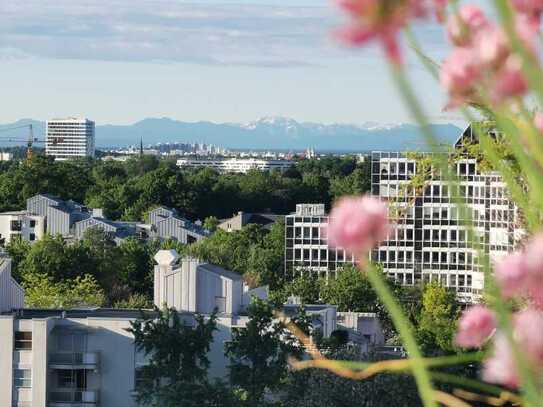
left=366, top=263, right=436, bottom=407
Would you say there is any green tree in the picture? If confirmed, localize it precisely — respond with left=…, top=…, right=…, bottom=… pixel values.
left=5, top=236, right=31, bottom=281
left=24, top=274, right=105, bottom=308
left=203, top=216, right=220, bottom=232
left=277, top=273, right=322, bottom=305
left=416, top=282, right=460, bottom=355
left=226, top=298, right=309, bottom=406
left=320, top=265, right=378, bottom=312
left=129, top=307, right=232, bottom=406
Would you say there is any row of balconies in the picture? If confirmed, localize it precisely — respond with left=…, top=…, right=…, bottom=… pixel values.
left=49, top=352, right=99, bottom=370
left=49, top=390, right=99, bottom=407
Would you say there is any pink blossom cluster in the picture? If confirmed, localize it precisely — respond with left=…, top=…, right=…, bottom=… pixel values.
left=440, top=3, right=540, bottom=107
left=335, top=0, right=449, bottom=65
left=326, top=195, right=389, bottom=255
left=455, top=231, right=543, bottom=388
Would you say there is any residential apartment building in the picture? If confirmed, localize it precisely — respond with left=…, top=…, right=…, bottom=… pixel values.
left=26, top=194, right=95, bottom=238
left=371, top=125, right=522, bottom=302
left=46, top=118, right=95, bottom=160
left=284, top=203, right=358, bottom=279
left=148, top=207, right=210, bottom=244
left=218, top=211, right=283, bottom=232
left=176, top=157, right=295, bottom=174
left=0, top=211, right=45, bottom=246
left=284, top=125, right=522, bottom=302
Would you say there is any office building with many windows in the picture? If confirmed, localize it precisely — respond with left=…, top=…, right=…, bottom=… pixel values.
left=46, top=118, right=95, bottom=160
left=284, top=125, right=523, bottom=302
left=284, top=203, right=358, bottom=279
left=370, top=125, right=523, bottom=302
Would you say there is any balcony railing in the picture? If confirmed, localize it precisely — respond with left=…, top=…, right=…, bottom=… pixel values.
left=49, top=390, right=99, bottom=406
left=49, top=353, right=100, bottom=370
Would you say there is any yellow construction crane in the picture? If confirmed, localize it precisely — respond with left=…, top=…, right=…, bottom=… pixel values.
left=0, top=124, right=44, bottom=162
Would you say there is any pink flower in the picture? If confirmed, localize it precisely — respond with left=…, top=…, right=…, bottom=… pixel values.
left=334, top=0, right=430, bottom=65
left=440, top=47, right=481, bottom=99
left=482, top=334, right=520, bottom=388
left=475, top=24, right=510, bottom=69
left=523, top=233, right=543, bottom=305
left=326, top=195, right=389, bottom=254
left=510, top=0, right=543, bottom=17
left=494, top=251, right=529, bottom=299
left=491, top=57, right=528, bottom=103
left=513, top=308, right=543, bottom=364
left=534, top=112, right=543, bottom=134
left=447, top=5, right=489, bottom=46
left=455, top=305, right=496, bottom=348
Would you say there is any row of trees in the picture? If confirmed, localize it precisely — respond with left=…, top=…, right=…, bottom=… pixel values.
left=0, top=154, right=370, bottom=222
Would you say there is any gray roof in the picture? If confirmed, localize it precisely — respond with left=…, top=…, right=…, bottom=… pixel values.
left=198, top=263, right=242, bottom=281
left=2, top=308, right=159, bottom=320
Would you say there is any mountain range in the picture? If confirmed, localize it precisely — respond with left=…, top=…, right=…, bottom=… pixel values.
left=0, top=117, right=463, bottom=152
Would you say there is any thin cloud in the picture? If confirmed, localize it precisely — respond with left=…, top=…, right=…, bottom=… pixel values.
left=0, top=0, right=451, bottom=67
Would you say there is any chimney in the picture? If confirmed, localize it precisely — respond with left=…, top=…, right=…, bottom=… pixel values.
left=153, top=250, right=180, bottom=308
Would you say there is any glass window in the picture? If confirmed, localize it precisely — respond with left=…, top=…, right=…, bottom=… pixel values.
left=14, top=369, right=31, bottom=388
left=29, top=220, right=36, bottom=227
left=57, top=370, right=76, bottom=388
left=14, top=332, right=32, bottom=350
left=424, top=230, right=430, bottom=240
left=423, top=252, right=430, bottom=262
left=389, top=251, right=396, bottom=262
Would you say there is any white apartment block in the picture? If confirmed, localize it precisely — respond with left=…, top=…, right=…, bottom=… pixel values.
left=371, top=126, right=522, bottom=302
left=0, top=249, right=339, bottom=407
left=46, top=118, right=95, bottom=161
left=0, top=211, right=45, bottom=246
left=284, top=203, right=358, bottom=279
left=285, top=125, right=522, bottom=303
left=176, top=157, right=295, bottom=174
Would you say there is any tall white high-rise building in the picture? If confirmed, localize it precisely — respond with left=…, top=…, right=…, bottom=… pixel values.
left=46, top=117, right=95, bottom=160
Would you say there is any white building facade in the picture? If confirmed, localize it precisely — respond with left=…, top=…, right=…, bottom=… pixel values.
left=176, top=157, right=295, bottom=174
left=0, top=211, right=45, bottom=246
left=284, top=204, right=358, bottom=279
left=284, top=126, right=523, bottom=302
left=46, top=118, right=95, bottom=160
left=371, top=126, right=522, bottom=302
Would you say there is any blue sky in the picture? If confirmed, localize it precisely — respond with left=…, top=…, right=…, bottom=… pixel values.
left=0, top=0, right=475, bottom=125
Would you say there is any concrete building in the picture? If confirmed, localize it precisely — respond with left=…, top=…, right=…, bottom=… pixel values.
left=148, top=207, right=209, bottom=244
left=336, top=312, right=385, bottom=353
left=0, top=211, right=45, bottom=246
left=0, top=248, right=344, bottom=406
left=74, top=218, right=149, bottom=242
left=46, top=118, right=95, bottom=160
left=176, top=157, right=295, bottom=174
left=0, top=152, right=13, bottom=161
left=283, top=297, right=338, bottom=339
left=0, top=257, right=24, bottom=313
left=370, top=124, right=523, bottom=302
left=26, top=195, right=94, bottom=238
left=284, top=125, right=522, bottom=302
left=284, top=203, right=358, bottom=279
left=218, top=211, right=283, bottom=232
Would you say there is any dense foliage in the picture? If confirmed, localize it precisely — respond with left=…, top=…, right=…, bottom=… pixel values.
left=0, top=154, right=369, bottom=221
left=129, top=307, right=236, bottom=407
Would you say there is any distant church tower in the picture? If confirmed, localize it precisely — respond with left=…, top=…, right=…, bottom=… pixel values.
left=140, top=137, right=144, bottom=157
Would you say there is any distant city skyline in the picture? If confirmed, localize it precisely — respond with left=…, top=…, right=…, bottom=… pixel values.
left=0, top=0, right=490, bottom=126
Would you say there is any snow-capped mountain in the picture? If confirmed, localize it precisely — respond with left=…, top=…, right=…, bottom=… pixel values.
left=0, top=117, right=462, bottom=151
